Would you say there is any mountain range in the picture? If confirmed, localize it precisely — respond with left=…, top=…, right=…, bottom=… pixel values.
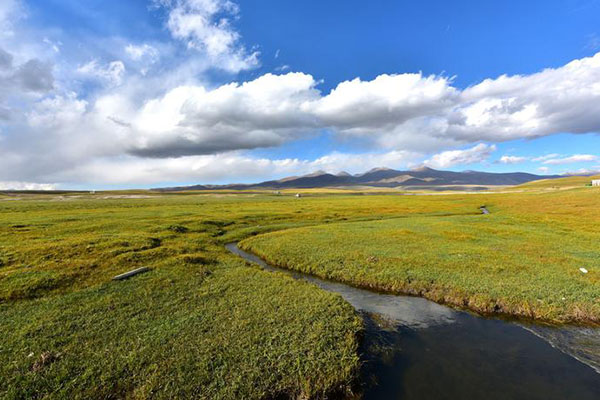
left=154, top=167, right=562, bottom=191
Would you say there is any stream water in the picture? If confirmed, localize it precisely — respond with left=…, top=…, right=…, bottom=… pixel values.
left=225, top=243, right=600, bottom=399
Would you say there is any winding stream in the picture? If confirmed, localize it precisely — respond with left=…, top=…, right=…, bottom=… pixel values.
left=226, top=243, right=600, bottom=399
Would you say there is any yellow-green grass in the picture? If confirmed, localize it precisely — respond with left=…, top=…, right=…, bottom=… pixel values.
left=515, top=174, right=600, bottom=190
left=241, top=189, right=600, bottom=324
left=0, top=193, right=485, bottom=399
left=4, top=189, right=598, bottom=398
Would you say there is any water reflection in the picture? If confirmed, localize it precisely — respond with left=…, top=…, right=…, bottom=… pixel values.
left=226, top=243, right=600, bottom=399
left=523, top=324, right=600, bottom=374
left=226, top=243, right=456, bottom=329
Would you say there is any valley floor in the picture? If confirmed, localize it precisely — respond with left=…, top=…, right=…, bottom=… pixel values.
left=1, top=185, right=599, bottom=398
left=241, top=189, right=600, bottom=324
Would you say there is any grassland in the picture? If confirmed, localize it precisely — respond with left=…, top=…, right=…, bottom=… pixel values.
left=0, top=193, right=485, bottom=399
left=241, top=188, right=600, bottom=324
left=2, top=185, right=599, bottom=398
left=513, top=174, right=600, bottom=190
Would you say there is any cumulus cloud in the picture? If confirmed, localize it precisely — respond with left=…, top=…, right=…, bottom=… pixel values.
left=154, top=0, right=259, bottom=72
left=499, top=155, right=528, bottom=164
left=561, top=168, right=600, bottom=176
left=6, top=47, right=600, bottom=185
left=124, top=44, right=161, bottom=76
left=0, top=47, right=55, bottom=123
left=0, top=181, right=56, bottom=190
left=14, top=59, right=54, bottom=92
left=4, top=0, right=600, bottom=187
left=35, top=150, right=422, bottom=185
left=542, top=154, right=598, bottom=165
left=424, top=143, right=496, bottom=168
left=532, top=153, right=560, bottom=162
left=446, top=53, right=600, bottom=141
left=89, top=52, right=600, bottom=159
left=0, top=47, right=12, bottom=69
left=537, top=167, right=550, bottom=174
left=0, top=48, right=54, bottom=95
left=126, top=72, right=321, bottom=157
left=313, top=73, right=457, bottom=131
left=77, top=60, right=126, bottom=86
left=125, top=44, right=159, bottom=61
left=0, top=0, right=24, bottom=37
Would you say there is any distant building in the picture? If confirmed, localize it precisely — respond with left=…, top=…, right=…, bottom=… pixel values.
left=592, top=180, right=600, bottom=187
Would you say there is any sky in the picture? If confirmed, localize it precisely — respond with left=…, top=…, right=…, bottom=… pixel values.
left=1, top=0, right=600, bottom=190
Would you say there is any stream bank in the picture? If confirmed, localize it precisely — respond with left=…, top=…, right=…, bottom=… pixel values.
left=226, top=243, right=600, bottom=398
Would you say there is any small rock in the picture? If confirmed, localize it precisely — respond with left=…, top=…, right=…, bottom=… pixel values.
left=31, top=351, right=59, bottom=372
left=580, top=268, right=589, bottom=274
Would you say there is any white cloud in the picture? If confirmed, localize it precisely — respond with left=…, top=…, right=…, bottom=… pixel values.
left=424, top=143, right=496, bottom=168
left=313, top=73, right=457, bottom=132
left=77, top=60, right=126, bottom=86
left=499, top=155, right=528, bottom=164
left=560, top=168, right=600, bottom=176
left=3, top=0, right=600, bottom=188
left=43, top=37, right=61, bottom=53
left=125, top=44, right=158, bottom=61
left=155, top=0, right=259, bottom=72
left=124, top=44, right=160, bottom=76
left=543, top=154, right=598, bottom=165
left=0, top=47, right=12, bottom=69
left=446, top=53, right=600, bottom=142
left=0, top=46, right=55, bottom=116
left=127, top=72, right=321, bottom=157
left=105, top=51, right=600, bottom=159
left=26, top=92, right=88, bottom=129
left=537, top=166, right=550, bottom=174
left=13, top=59, right=54, bottom=92
left=532, top=153, right=560, bottom=162
left=41, top=150, right=422, bottom=185
left=0, top=0, right=24, bottom=37
left=119, top=72, right=460, bottom=158
left=0, top=181, right=56, bottom=190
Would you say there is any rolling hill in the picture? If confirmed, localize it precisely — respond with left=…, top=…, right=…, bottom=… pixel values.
left=154, top=167, right=565, bottom=191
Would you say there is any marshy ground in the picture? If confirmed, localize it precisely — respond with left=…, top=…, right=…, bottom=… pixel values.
left=1, top=182, right=599, bottom=398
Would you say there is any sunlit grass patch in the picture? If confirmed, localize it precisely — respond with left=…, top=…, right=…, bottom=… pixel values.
left=242, top=190, right=600, bottom=324
left=3, top=189, right=597, bottom=397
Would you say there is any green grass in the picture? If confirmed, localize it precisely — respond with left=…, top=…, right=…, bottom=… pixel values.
left=515, top=174, right=600, bottom=190
left=241, top=189, right=600, bottom=324
left=1, top=193, right=481, bottom=399
left=3, top=188, right=599, bottom=398
left=1, top=263, right=361, bottom=399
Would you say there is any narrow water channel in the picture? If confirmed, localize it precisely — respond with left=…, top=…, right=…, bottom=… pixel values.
left=225, top=243, right=600, bottom=399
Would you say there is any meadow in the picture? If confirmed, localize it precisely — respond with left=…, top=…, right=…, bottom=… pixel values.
left=0, top=192, right=482, bottom=399
left=242, top=187, right=600, bottom=324
left=1, top=182, right=599, bottom=398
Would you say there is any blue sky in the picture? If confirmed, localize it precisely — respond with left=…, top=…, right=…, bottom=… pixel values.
left=1, top=0, right=600, bottom=189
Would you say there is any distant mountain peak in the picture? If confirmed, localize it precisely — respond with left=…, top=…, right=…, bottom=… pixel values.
left=410, top=165, right=435, bottom=172
left=154, top=167, right=564, bottom=191
left=302, top=170, right=328, bottom=177
left=366, top=167, right=393, bottom=173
